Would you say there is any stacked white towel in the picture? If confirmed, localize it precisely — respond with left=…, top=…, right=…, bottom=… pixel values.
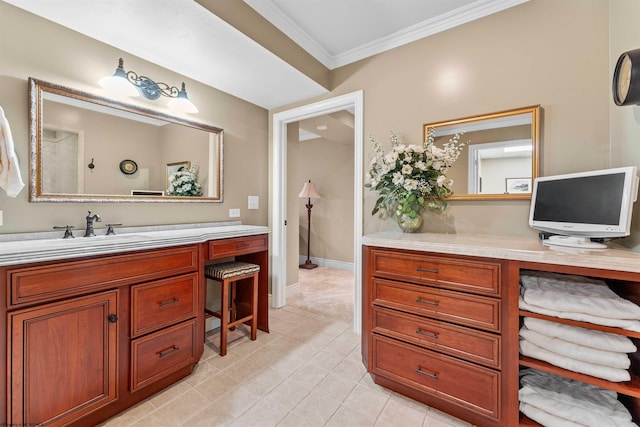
left=519, top=368, right=637, bottom=426
left=519, top=270, right=640, bottom=331
left=520, top=317, right=634, bottom=382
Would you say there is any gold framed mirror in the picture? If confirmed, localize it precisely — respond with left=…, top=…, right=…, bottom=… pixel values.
left=423, top=105, right=541, bottom=201
left=28, top=78, right=223, bottom=203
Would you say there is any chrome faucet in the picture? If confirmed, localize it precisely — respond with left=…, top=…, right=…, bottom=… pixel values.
left=84, top=211, right=101, bottom=237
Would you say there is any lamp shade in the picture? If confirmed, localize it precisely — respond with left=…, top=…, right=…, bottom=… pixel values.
left=299, top=181, right=321, bottom=199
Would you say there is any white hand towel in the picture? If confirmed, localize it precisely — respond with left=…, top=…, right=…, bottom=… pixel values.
left=520, top=326, right=630, bottom=369
left=0, top=106, right=25, bottom=197
left=519, top=401, right=585, bottom=427
left=519, top=339, right=631, bottom=382
left=519, top=369, right=636, bottom=426
left=519, top=295, right=640, bottom=332
left=521, top=270, right=640, bottom=319
left=524, top=317, right=636, bottom=353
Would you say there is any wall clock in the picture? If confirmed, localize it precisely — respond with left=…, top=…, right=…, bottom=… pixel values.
left=119, top=159, right=138, bottom=175
left=613, top=48, right=640, bottom=106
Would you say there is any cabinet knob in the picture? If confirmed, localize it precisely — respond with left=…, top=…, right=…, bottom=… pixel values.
left=107, top=314, right=118, bottom=323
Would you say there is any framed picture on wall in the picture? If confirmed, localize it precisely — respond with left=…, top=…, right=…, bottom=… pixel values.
left=166, top=161, right=191, bottom=188
left=505, top=177, right=531, bottom=194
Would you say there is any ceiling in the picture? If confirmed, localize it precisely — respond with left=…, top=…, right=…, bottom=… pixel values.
left=3, top=0, right=528, bottom=109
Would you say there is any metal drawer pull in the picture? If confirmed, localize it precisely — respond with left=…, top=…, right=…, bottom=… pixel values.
left=158, top=345, right=180, bottom=358
left=416, top=329, right=439, bottom=339
left=416, top=267, right=438, bottom=273
left=237, top=243, right=250, bottom=249
left=158, top=297, right=180, bottom=307
left=416, top=368, right=439, bottom=379
left=416, top=298, right=439, bottom=306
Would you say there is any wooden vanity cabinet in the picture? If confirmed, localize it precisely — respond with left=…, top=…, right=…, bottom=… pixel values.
left=362, top=246, right=518, bottom=427
left=2, top=244, right=204, bottom=427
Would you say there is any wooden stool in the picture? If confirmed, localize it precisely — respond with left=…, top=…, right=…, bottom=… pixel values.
left=204, top=261, right=259, bottom=356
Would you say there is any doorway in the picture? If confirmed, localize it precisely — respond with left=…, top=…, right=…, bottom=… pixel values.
left=271, top=90, right=364, bottom=333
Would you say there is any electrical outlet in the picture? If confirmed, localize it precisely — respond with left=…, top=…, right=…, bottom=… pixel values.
left=248, top=196, right=259, bottom=209
left=229, top=208, right=240, bottom=218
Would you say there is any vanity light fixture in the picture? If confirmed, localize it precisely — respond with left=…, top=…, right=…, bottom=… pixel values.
left=99, top=58, right=199, bottom=113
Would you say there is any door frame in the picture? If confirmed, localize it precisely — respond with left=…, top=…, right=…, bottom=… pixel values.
left=270, top=90, right=364, bottom=333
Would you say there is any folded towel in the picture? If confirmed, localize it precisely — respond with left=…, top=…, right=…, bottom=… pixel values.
left=519, top=368, right=635, bottom=426
left=520, top=296, right=640, bottom=331
left=519, top=401, right=584, bottom=427
left=520, top=326, right=630, bottom=369
left=0, top=106, right=25, bottom=197
left=519, top=339, right=630, bottom=382
left=520, top=271, right=640, bottom=320
left=524, top=317, right=636, bottom=353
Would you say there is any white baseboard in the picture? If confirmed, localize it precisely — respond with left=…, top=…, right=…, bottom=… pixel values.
left=298, top=256, right=354, bottom=271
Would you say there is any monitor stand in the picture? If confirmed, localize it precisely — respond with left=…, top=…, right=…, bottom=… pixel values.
left=543, top=235, right=608, bottom=249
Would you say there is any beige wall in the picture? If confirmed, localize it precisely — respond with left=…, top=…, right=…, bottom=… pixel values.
left=610, top=0, right=640, bottom=250
left=0, top=2, right=268, bottom=233
left=286, top=123, right=300, bottom=286
left=274, top=0, right=612, bottom=238
left=296, top=137, right=354, bottom=265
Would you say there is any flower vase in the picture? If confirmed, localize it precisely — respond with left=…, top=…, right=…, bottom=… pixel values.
left=396, top=212, right=423, bottom=233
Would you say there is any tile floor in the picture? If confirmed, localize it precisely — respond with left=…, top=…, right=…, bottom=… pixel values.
left=101, top=267, right=473, bottom=427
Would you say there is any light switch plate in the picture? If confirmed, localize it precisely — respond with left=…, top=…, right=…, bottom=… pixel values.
left=0, top=210, right=3, bottom=226
left=248, top=196, right=259, bottom=209
left=229, top=208, right=240, bottom=218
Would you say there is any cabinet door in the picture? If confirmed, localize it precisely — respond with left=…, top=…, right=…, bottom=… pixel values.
left=8, top=290, right=119, bottom=426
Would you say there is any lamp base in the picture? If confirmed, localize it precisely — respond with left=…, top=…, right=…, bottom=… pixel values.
left=299, top=260, right=318, bottom=269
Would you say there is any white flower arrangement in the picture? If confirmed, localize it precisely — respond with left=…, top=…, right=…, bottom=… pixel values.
left=167, top=166, right=202, bottom=197
left=366, top=129, right=466, bottom=219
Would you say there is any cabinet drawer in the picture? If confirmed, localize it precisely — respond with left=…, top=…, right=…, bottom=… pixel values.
left=8, top=245, right=198, bottom=307
left=131, top=273, right=198, bottom=338
left=372, top=278, right=500, bottom=332
left=372, top=307, right=500, bottom=368
left=208, top=234, right=267, bottom=259
left=131, top=319, right=198, bottom=391
left=372, top=335, right=499, bottom=419
left=371, top=250, right=501, bottom=296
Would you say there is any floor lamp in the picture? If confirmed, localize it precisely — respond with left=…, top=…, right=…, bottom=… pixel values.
left=299, top=179, right=321, bottom=269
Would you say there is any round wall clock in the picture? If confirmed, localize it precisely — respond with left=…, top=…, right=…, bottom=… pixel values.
left=613, top=48, right=640, bottom=106
left=119, top=159, right=138, bottom=175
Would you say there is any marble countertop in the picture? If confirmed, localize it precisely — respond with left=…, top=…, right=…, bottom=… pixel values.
left=0, top=221, right=269, bottom=266
left=363, top=231, right=640, bottom=274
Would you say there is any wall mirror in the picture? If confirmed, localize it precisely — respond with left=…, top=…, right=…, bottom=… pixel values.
left=424, top=105, right=541, bottom=201
left=29, top=78, right=223, bottom=203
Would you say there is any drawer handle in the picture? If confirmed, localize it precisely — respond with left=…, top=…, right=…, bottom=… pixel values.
left=416, top=267, right=438, bottom=274
left=416, top=368, right=439, bottom=379
left=158, top=297, right=180, bottom=307
left=415, top=329, right=439, bottom=339
left=416, top=298, right=439, bottom=306
left=158, top=345, right=180, bottom=358
left=237, top=243, right=250, bottom=249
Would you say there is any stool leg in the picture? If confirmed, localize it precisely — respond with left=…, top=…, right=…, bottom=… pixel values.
left=250, top=272, right=258, bottom=341
left=230, top=280, right=237, bottom=331
left=220, top=278, right=229, bottom=356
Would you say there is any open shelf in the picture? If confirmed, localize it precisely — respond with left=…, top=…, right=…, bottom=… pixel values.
left=519, top=413, right=541, bottom=426
left=518, top=309, right=640, bottom=339
left=519, top=356, right=640, bottom=398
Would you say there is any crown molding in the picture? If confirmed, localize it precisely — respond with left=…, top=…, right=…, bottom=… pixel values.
left=244, top=0, right=530, bottom=70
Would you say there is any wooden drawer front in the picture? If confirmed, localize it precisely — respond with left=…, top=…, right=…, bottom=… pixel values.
left=208, top=234, right=268, bottom=259
left=371, top=250, right=500, bottom=296
left=372, top=335, right=499, bottom=419
left=372, top=307, right=500, bottom=369
left=131, top=273, right=198, bottom=338
left=372, top=278, right=500, bottom=332
left=9, top=245, right=198, bottom=307
left=131, top=319, right=198, bottom=391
